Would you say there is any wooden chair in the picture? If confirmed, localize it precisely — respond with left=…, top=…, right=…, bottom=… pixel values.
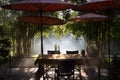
left=56, top=59, right=75, bottom=80
left=66, top=50, right=79, bottom=54
left=45, top=50, right=60, bottom=79
left=66, top=50, right=82, bottom=79
left=48, top=50, right=60, bottom=54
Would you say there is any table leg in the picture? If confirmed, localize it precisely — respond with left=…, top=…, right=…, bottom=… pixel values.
left=79, top=66, right=83, bottom=80
left=35, top=64, right=44, bottom=80
left=98, top=66, right=101, bottom=80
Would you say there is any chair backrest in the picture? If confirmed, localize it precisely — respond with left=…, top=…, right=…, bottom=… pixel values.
left=66, top=50, right=79, bottom=54
left=58, top=59, right=74, bottom=74
left=48, top=50, right=60, bottom=54
left=81, top=49, right=86, bottom=57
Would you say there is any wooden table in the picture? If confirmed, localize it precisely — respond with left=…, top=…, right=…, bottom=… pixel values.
left=34, top=54, right=84, bottom=66
left=34, top=54, right=84, bottom=79
left=34, top=54, right=101, bottom=67
left=34, top=54, right=101, bottom=79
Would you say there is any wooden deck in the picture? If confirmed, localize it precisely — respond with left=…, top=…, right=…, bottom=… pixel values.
left=0, top=57, right=108, bottom=80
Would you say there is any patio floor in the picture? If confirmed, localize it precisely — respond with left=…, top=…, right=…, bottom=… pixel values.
left=0, top=57, right=108, bottom=80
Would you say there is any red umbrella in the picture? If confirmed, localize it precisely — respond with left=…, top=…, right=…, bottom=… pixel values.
left=1, top=0, right=74, bottom=56
left=18, top=15, right=66, bottom=25
left=69, top=13, right=108, bottom=22
left=73, top=0, right=120, bottom=11
left=18, top=15, right=65, bottom=57
left=1, top=0, right=74, bottom=12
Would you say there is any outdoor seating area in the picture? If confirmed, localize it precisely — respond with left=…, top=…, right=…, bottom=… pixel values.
left=0, top=0, right=120, bottom=80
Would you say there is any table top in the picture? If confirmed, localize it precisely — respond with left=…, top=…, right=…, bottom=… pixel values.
left=34, top=54, right=101, bottom=67
left=37, top=54, right=83, bottom=59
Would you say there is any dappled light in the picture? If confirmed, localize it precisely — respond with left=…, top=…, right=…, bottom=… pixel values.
left=42, top=54, right=82, bottom=59
left=0, top=0, right=120, bottom=80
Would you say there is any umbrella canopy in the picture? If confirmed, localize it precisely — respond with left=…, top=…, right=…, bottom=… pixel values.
left=1, top=0, right=73, bottom=56
left=69, top=13, right=108, bottom=22
left=1, top=0, right=74, bottom=12
left=18, top=15, right=66, bottom=25
left=18, top=15, right=65, bottom=56
left=73, top=0, right=120, bottom=11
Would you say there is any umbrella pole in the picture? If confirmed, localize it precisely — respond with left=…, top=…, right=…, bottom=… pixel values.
left=40, top=9, right=45, bottom=80
left=40, top=23, right=44, bottom=58
left=108, top=15, right=111, bottom=80
left=40, top=9, right=44, bottom=59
